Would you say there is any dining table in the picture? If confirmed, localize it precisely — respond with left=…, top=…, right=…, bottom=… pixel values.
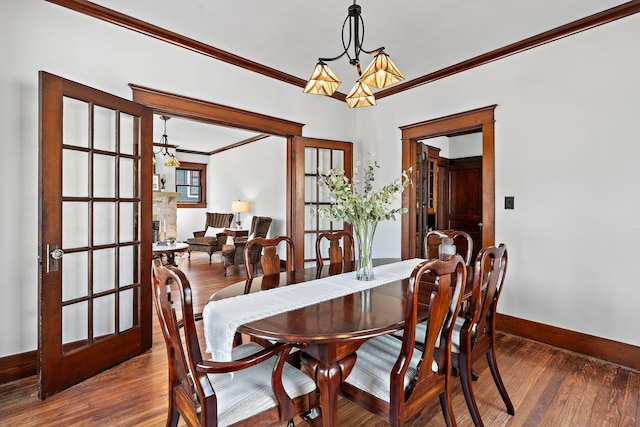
left=204, top=259, right=473, bottom=427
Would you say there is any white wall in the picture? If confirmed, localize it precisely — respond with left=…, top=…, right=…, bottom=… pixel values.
left=0, top=0, right=353, bottom=356
left=3, top=0, right=639, bottom=358
left=208, top=136, right=288, bottom=237
left=357, top=14, right=640, bottom=347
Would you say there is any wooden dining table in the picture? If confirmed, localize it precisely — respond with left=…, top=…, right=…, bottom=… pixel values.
left=209, top=259, right=440, bottom=427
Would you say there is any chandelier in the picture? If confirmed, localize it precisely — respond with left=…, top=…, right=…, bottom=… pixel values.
left=303, top=0, right=404, bottom=108
left=154, top=116, right=180, bottom=167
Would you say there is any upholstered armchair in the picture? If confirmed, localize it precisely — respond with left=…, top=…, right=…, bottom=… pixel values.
left=221, top=216, right=272, bottom=275
left=186, top=212, right=234, bottom=262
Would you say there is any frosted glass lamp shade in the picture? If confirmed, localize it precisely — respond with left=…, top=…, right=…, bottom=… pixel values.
left=345, top=82, right=376, bottom=108
left=164, top=154, right=180, bottom=167
left=303, top=62, right=341, bottom=96
left=358, top=52, right=404, bottom=89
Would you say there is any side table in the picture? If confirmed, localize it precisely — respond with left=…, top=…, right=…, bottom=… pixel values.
left=225, top=228, right=249, bottom=239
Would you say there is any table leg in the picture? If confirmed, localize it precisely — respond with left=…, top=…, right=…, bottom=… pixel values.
left=166, top=251, right=176, bottom=266
left=301, top=353, right=357, bottom=427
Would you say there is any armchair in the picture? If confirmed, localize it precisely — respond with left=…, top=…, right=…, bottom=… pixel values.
left=186, top=212, right=234, bottom=262
left=221, top=216, right=272, bottom=276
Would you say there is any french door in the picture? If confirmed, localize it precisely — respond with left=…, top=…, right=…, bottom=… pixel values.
left=291, top=137, right=353, bottom=268
left=38, top=72, right=153, bottom=398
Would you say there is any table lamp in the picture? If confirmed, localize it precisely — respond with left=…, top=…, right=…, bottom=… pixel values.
left=231, top=200, right=249, bottom=229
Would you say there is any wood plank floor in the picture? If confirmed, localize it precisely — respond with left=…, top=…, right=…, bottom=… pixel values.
left=1, top=252, right=639, bottom=426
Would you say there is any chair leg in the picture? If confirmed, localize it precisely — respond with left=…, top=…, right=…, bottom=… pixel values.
left=208, top=252, right=213, bottom=263
left=486, top=348, right=515, bottom=415
left=458, top=353, right=484, bottom=427
left=167, top=400, right=180, bottom=427
left=438, top=388, right=457, bottom=427
left=187, top=250, right=192, bottom=259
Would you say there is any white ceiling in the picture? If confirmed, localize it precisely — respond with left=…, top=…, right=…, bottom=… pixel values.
left=99, top=0, right=627, bottom=153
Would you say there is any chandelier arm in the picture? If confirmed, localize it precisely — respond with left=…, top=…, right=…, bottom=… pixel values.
left=318, top=14, right=352, bottom=63
left=344, top=13, right=355, bottom=64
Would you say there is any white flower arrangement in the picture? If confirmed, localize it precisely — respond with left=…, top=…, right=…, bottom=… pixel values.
left=317, top=154, right=412, bottom=224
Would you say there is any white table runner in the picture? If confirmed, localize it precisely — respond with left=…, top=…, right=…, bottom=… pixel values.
left=203, top=259, right=424, bottom=361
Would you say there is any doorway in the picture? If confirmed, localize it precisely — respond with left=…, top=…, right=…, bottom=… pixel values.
left=130, top=85, right=352, bottom=270
left=418, top=133, right=483, bottom=259
left=400, top=105, right=496, bottom=259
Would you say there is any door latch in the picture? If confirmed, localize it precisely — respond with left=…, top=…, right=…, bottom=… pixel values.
left=48, top=243, right=64, bottom=273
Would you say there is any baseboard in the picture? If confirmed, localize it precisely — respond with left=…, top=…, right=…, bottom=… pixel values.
left=2, top=315, right=638, bottom=385
left=496, top=313, right=640, bottom=371
left=0, top=350, right=37, bottom=384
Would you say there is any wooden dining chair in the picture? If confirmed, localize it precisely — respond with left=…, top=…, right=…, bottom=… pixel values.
left=425, top=229, right=474, bottom=265
left=315, top=230, right=355, bottom=277
left=244, top=235, right=295, bottom=280
left=340, top=255, right=467, bottom=427
left=442, top=244, right=514, bottom=427
left=151, top=259, right=318, bottom=427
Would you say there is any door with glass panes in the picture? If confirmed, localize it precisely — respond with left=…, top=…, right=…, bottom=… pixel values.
left=38, top=72, right=153, bottom=398
left=292, top=137, right=353, bottom=268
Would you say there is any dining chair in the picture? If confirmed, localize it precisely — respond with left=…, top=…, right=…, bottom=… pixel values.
left=244, top=235, right=295, bottom=280
left=425, top=229, right=474, bottom=265
left=151, top=259, right=318, bottom=427
left=315, top=230, right=355, bottom=277
left=441, top=244, right=514, bottom=427
left=340, top=255, right=467, bottom=427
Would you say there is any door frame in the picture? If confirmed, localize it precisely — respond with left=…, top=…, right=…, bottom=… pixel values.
left=400, top=105, right=496, bottom=259
left=128, top=85, right=308, bottom=264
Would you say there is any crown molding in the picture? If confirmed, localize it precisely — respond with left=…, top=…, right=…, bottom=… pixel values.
left=48, top=0, right=640, bottom=103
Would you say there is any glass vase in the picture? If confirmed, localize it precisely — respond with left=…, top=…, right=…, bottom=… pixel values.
left=354, top=220, right=377, bottom=281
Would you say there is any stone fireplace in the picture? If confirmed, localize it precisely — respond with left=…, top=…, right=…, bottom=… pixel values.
left=153, top=191, right=179, bottom=241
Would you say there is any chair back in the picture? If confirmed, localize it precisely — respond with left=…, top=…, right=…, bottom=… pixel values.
left=205, top=212, right=234, bottom=229
left=403, top=255, right=467, bottom=394
left=466, top=244, right=508, bottom=350
left=425, top=229, right=474, bottom=265
left=315, top=230, right=355, bottom=276
left=151, top=258, right=213, bottom=425
left=248, top=216, right=272, bottom=238
left=340, top=255, right=467, bottom=424
left=244, top=235, right=295, bottom=279
left=243, top=216, right=273, bottom=268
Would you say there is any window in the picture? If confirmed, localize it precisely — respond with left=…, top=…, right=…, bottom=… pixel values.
left=176, top=161, right=207, bottom=208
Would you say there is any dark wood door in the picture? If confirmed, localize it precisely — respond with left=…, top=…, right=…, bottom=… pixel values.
left=446, top=156, right=482, bottom=260
left=38, top=72, right=153, bottom=398
left=291, top=137, right=352, bottom=269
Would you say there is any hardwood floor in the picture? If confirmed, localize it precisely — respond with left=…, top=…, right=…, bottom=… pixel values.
left=1, top=252, right=638, bottom=426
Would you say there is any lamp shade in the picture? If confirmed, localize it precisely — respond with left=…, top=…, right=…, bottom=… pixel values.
left=231, top=200, right=249, bottom=213
left=303, top=62, right=341, bottom=96
left=345, top=82, right=376, bottom=108
left=164, top=154, right=180, bottom=167
left=358, top=51, right=405, bottom=89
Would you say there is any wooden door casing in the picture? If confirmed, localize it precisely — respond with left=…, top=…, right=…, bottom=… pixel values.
left=401, top=105, right=496, bottom=259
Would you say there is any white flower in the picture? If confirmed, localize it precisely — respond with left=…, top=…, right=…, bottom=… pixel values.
left=317, top=155, right=412, bottom=225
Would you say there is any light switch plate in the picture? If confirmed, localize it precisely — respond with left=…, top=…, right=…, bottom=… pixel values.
left=505, top=196, right=515, bottom=210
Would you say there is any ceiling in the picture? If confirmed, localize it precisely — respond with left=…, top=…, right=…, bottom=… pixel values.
left=88, top=0, right=628, bottom=154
